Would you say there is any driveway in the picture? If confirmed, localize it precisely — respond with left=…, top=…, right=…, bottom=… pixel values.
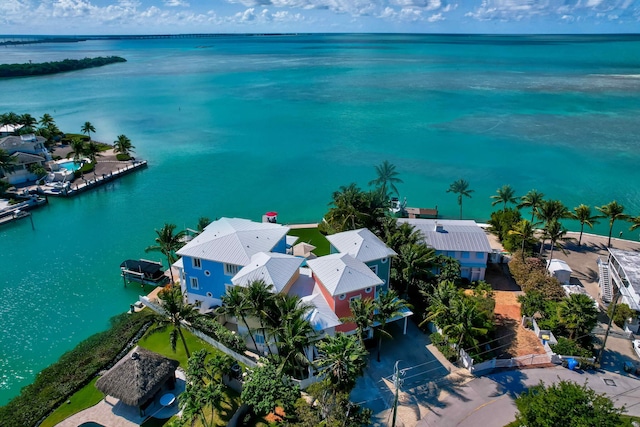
left=350, top=320, right=456, bottom=426
left=416, top=366, right=640, bottom=427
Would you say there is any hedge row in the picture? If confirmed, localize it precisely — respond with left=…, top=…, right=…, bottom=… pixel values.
left=508, top=252, right=565, bottom=300
left=192, top=316, right=247, bottom=354
left=0, top=310, right=154, bottom=427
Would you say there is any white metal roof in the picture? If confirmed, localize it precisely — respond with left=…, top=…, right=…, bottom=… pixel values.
left=397, top=219, right=492, bottom=253
left=326, top=228, right=397, bottom=262
left=286, top=235, right=299, bottom=247
left=232, top=252, right=303, bottom=293
left=609, top=248, right=640, bottom=296
left=301, top=292, right=342, bottom=331
left=176, top=217, right=289, bottom=266
left=547, top=259, right=572, bottom=274
left=306, top=253, right=383, bottom=296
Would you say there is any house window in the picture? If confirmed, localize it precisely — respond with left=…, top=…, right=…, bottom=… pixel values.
left=365, top=287, right=372, bottom=294
left=224, top=263, right=240, bottom=276
left=190, top=277, right=199, bottom=290
left=206, top=292, right=213, bottom=298
left=255, top=333, right=265, bottom=345
left=339, top=294, right=346, bottom=300
left=204, top=270, right=211, bottom=277
left=350, top=295, right=362, bottom=303
left=462, top=252, right=470, bottom=259
left=369, top=264, right=378, bottom=275
left=447, top=251, right=456, bottom=257
left=381, top=258, right=388, bottom=264
left=476, top=252, right=484, bottom=259
left=192, top=258, right=202, bottom=269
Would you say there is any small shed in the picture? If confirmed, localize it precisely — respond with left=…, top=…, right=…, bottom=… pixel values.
left=547, top=259, right=572, bottom=285
left=96, top=346, right=179, bottom=416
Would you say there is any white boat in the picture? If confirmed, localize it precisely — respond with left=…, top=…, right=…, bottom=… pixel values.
left=12, top=209, right=30, bottom=219
left=389, top=196, right=407, bottom=216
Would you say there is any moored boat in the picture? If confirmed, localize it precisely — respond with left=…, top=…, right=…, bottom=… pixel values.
left=120, top=259, right=170, bottom=286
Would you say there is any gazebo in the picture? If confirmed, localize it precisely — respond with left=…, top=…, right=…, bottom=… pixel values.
left=96, top=346, right=179, bottom=416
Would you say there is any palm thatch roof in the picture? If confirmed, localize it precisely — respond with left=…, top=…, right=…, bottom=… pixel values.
left=95, top=346, right=179, bottom=407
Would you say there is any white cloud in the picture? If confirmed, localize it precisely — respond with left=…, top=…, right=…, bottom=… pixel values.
left=427, top=12, right=444, bottom=21
left=163, top=0, right=189, bottom=7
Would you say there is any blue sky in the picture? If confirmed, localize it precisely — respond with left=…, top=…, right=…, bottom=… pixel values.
left=2, top=0, right=639, bottom=35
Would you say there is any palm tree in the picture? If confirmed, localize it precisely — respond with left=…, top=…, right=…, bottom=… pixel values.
left=157, top=285, right=198, bottom=358
left=596, top=201, right=628, bottom=247
left=0, top=149, right=16, bottom=174
left=630, top=215, right=640, bottom=232
left=244, top=280, right=276, bottom=356
left=420, top=281, right=459, bottom=330
left=113, top=134, right=135, bottom=156
left=144, top=223, right=186, bottom=283
left=545, top=220, right=572, bottom=262
left=270, top=298, right=316, bottom=378
left=84, top=142, right=102, bottom=176
left=508, top=219, right=538, bottom=260
left=1, top=112, right=21, bottom=129
left=447, top=179, right=474, bottom=219
left=558, top=293, right=599, bottom=340
left=490, top=184, right=518, bottom=210
left=572, top=204, right=599, bottom=246
left=218, top=286, right=259, bottom=351
left=19, top=113, right=37, bottom=132
left=67, top=137, right=86, bottom=163
left=347, top=297, right=375, bottom=344
left=518, top=190, right=545, bottom=223
left=196, top=216, right=210, bottom=234
left=39, top=113, right=55, bottom=128
left=397, top=243, right=436, bottom=294
left=369, top=160, right=403, bottom=197
left=81, top=121, right=96, bottom=141
left=315, top=333, right=368, bottom=394
left=374, top=290, right=409, bottom=363
left=443, top=297, right=489, bottom=352
left=537, top=200, right=571, bottom=255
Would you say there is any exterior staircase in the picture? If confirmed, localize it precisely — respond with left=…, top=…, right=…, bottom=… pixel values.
left=598, top=257, right=613, bottom=303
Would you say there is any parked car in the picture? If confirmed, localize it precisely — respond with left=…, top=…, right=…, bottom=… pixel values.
left=633, top=339, right=640, bottom=359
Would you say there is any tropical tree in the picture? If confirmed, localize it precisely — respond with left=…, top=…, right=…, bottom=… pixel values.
left=346, top=297, right=375, bottom=345
left=558, top=293, right=599, bottom=340
left=420, top=281, right=459, bottom=330
left=537, top=200, right=572, bottom=255
left=447, top=179, right=474, bottom=219
left=397, top=243, right=436, bottom=294
left=19, top=113, right=37, bottom=131
left=113, top=134, right=135, bottom=156
left=544, top=220, right=573, bottom=261
left=84, top=142, right=102, bottom=176
left=244, top=280, right=276, bottom=356
left=218, top=286, right=259, bottom=351
left=156, top=285, right=198, bottom=358
left=27, top=163, right=47, bottom=181
left=81, top=121, right=96, bottom=140
left=0, top=149, right=16, bottom=174
left=315, top=333, right=368, bottom=394
left=38, top=113, right=55, bottom=128
left=630, top=215, right=640, bottom=232
left=67, top=137, right=86, bottom=163
left=369, top=160, right=403, bottom=197
left=443, top=297, right=489, bottom=352
left=519, top=189, right=545, bottom=223
left=144, top=223, right=186, bottom=283
left=596, top=201, right=628, bottom=247
left=241, top=361, right=300, bottom=417
left=517, top=290, right=547, bottom=318
left=321, top=183, right=387, bottom=234
left=508, top=219, right=538, bottom=260
left=514, top=380, right=623, bottom=427
left=490, top=184, right=517, bottom=210
left=0, top=112, right=21, bottom=129
left=196, top=216, right=211, bottom=234
left=374, top=290, right=409, bottom=362
left=572, top=204, right=599, bottom=246
left=436, top=255, right=461, bottom=284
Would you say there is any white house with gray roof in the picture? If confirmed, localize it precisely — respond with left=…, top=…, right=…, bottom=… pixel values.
left=398, top=218, right=492, bottom=282
left=598, top=249, right=640, bottom=330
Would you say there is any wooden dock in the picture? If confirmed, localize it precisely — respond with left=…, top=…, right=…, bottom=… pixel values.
left=40, top=160, right=147, bottom=197
left=405, top=206, right=438, bottom=219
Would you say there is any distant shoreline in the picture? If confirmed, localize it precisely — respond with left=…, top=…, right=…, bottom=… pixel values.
left=0, top=56, right=126, bottom=78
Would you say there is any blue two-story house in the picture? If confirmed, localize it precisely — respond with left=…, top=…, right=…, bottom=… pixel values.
left=325, top=228, right=397, bottom=296
left=175, top=217, right=289, bottom=310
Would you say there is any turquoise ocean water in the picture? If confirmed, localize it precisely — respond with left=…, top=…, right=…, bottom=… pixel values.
left=1, top=34, right=640, bottom=404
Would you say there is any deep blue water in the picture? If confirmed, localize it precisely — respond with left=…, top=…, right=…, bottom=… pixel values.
left=1, top=33, right=640, bottom=404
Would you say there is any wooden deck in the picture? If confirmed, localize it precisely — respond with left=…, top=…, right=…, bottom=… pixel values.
left=405, top=206, right=438, bottom=218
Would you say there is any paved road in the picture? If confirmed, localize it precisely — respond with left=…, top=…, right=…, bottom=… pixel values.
left=415, top=366, right=640, bottom=427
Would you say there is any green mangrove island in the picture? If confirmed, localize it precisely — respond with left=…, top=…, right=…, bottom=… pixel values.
left=0, top=56, right=126, bottom=78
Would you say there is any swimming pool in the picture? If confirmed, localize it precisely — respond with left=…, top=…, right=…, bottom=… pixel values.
left=57, top=161, right=82, bottom=171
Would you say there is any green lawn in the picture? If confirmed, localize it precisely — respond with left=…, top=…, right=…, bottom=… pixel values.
left=40, top=378, right=104, bottom=427
left=287, top=227, right=330, bottom=256
left=137, top=326, right=222, bottom=368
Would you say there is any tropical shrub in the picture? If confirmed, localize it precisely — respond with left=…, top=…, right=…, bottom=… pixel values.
left=551, top=337, right=594, bottom=358
left=508, top=253, right=565, bottom=300
left=429, top=332, right=458, bottom=361
left=488, top=208, right=522, bottom=251
left=0, top=310, right=154, bottom=427
left=191, top=316, right=247, bottom=353
left=608, top=303, right=637, bottom=328
left=116, top=153, right=131, bottom=161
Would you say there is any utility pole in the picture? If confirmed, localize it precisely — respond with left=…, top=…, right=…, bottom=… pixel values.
left=391, top=360, right=404, bottom=427
left=597, top=291, right=621, bottom=365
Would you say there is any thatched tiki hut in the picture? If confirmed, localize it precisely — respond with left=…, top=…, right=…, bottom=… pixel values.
left=96, top=346, right=179, bottom=416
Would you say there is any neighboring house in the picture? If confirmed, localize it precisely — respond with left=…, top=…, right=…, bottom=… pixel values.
left=598, top=248, right=640, bottom=316
left=175, top=217, right=289, bottom=310
left=3, top=152, right=46, bottom=184
left=0, top=134, right=50, bottom=184
left=0, top=124, right=23, bottom=137
left=397, top=218, right=492, bottom=281
left=325, top=228, right=397, bottom=293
